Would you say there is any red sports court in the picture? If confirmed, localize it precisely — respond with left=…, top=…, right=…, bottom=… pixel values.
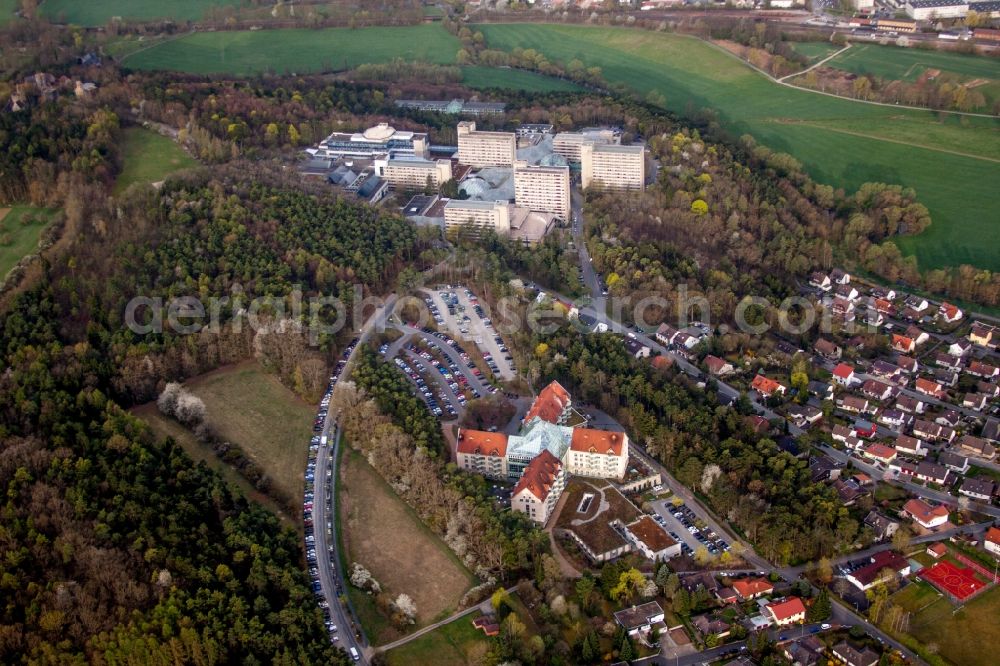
left=921, top=560, right=989, bottom=601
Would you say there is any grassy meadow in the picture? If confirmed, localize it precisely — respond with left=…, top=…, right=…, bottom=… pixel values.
left=825, top=43, right=1000, bottom=82
left=0, top=206, right=57, bottom=278
left=790, top=41, right=843, bottom=63
left=40, top=0, right=245, bottom=25
left=122, top=24, right=461, bottom=75
left=114, top=127, right=197, bottom=194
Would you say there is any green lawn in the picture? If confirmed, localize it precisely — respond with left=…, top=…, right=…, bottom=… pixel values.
left=122, top=24, right=461, bottom=75
left=790, top=41, right=843, bottom=64
left=462, top=65, right=584, bottom=92
left=825, top=43, right=1000, bottom=82
left=114, top=127, right=196, bottom=194
left=0, top=206, right=57, bottom=278
left=40, top=0, right=245, bottom=25
left=476, top=24, right=1000, bottom=273
left=889, top=580, right=1000, bottom=666
left=0, top=0, right=17, bottom=24
left=383, top=613, right=489, bottom=666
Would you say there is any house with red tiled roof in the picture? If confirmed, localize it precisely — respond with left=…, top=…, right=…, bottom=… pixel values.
left=927, top=542, right=947, bottom=559
left=862, top=443, right=897, bottom=465
left=733, top=577, right=774, bottom=600
left=751, top=375, right=786, bottom=398
left=765, top=597, right=806, bottom=626
left=892, top=334, right=915, bottom=353
left=939, top=302, right=963, bottom=324
left=456, top=429, right=509, bottom=479
left=832, top=363, right=856, bottom=387
left=567, top=429, right=629, bottom=479
left=511, top=450, right=565, bottom=524
left=704, top=355, right=734, bottom=376
left=968, top=360, right=999, bottom=379
left=985, top=526, right=1000, bottom=557
left=524, top=380, right=573, bottom=425
left=902, top=498, right=950, bottom=530
left=915, top=377, right=945, bottom=399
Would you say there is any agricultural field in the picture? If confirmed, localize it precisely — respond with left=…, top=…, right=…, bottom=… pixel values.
left=462, top=65, right=585, bottom=92
left=338, top=448, right=476, bottom=643
left=40, top=0, right=246, bottom=26
left=122, top=24, right=461, bottom=75
left=132, top=403, right=296, bottom=526
left=476, top=24, right=1000, bottom=272
left=889, top=579, right=1000, bottom=666
left=114, top=127, right=197, bottom=194
left=0, top=206, right=57, bottom=278
left=180, top=361, right=315, bottom=504
left=790, top=41, right=844, bottom=64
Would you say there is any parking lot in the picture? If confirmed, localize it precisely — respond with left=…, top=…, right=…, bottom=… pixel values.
left=649, top=499, right=730, bottom=558
left=425, top=287, right=516, bottom=381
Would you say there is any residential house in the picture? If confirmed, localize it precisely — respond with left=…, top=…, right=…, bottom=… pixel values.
left=902, top=498, right=950, bottom=530
left=691, top=613, right=730, bottom=639
left=788, top=404, right=823, bottom=428
left=715, top=587, right=739, bottom=605
left=968, top=360, right=1000, bottom=379
left=895, top=434, right=927, bottom=457
left=870, top=285, right=896, bottom=301
left=862, top=379, right=894, bottom=402
left=655, top=323, right=679, bottom=346
left=831, top=424, right=854, bottom=444
left=939, top=451, right=970, bottom=474
left=897, top=355, right=919, bottom=374
left=864, top=510, right=899, bottom=541
left=914, top=461, right=952, bottom=486
left=783, top=635, right=825, bottom=666
left=809, top=272, right=832, bottom=291
left=623, top=515, right=681, bottom=562
left=751, top=375, right=787, bottom=398
left=832, top=296, right=855, bottom=321
left=905, top=325, right=930, bottom=346
left=873, top=298, right=895, bottom=317
left=956, top=434, right=997, bottom=460
left=985, top=527, right=1000, bottom=557
left=733, top=577, right=774, bottom=601
left=831, top=641, right=880, bottom=666
left=960, top=477, right=996, bottom=501
left=814, top=338, right=842, bottom=360
left=969, top=322, right=995, bottom=347
left=846, top=550, right=911, bottom=591
left=862, top=443, right=897, bottom=465
left=810, top=453, right=842, bottom=483
left=895, top=394, right=926, bottom=414
left=680, top=571, right=720, bottom=596
left=979, top=382, right=1000, bottom=399
left=854, top=419, right=878, bottom=439
left=948, top=339, right=973, bottom=357
left=871, top=360, right=903, bottom=382
left=935, top=352, right=963, bottom=371
left=704, top=355, right=734, bottom=376
left=833, top=363, right=856, bottom=387
left=892, top=334, right=915, bottom=354
left=879, top=409, right=910, bottom=430
left=915, top=377, right=945, bottom=399
left=889, top=459, right=918, bottom=478
left=834, top=477, right=867, bottom=505
left=623, top=337, right=651, bottom=358
left=836, top=283, right=860, bottom=302
left=840, top=395, right=872, bottom=415
left=808, top=380, right=834, bottom=401
left=927, top=542, right=948, bottom=559
left=765, top=597, right=807, bottom=626
left=939, top=302, right=963, bottom=323
left=935, top=409, right=960, bottom=428
left=830, top=268, right=850, bottom=285
left=745, top=415, right=772, bottom=435
left=963, top=393, right=990, bottom=411
left=932, top=368, right=960, bottom=388
left=904, top=296, right=929, bottom=313
left=983, top=416, right=1000, bottom=443
left=613, top=601, right=665, bottom=643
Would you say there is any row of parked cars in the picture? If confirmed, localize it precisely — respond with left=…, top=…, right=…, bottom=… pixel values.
left=409, top=343, right=477, bottom=403
left=417, top=326, right=499, bottom=396
left=465, top=289, right=515, bottom=375
left=392, top=354, right=457, bottom=419
left=305, top=338, right=359, bottom=645
left=665, top=503, right=731, bottom=556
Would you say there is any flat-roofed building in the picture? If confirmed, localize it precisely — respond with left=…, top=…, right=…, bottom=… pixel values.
left=581, top=142, right=645, bottom=191
left=375, top=155, right=453, bottom=191
left=444, top=199, right=511, bottom=237
left=311, top=123, right=428, bottom=159
left=456, top=121, right=516, bottom=167
left=513, top=160, right=571, bottom=221
left=552, top=129, right=618, bottom=161
left=905, top=0, right=969, bottom=20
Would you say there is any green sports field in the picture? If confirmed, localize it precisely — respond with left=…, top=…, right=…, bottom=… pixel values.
left=462, top=65, right=585, bottom=92
left=122, top=24, right=461, bottom=75
left=40, top=0, right=245, bottom=26
left=825, top=43, right=1000, bottom=82
left=476, top=24, right=1000, bottom=272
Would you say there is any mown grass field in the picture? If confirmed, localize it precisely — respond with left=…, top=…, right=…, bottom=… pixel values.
left=339, top=448, right=475, bottom=644
left=825, top=43, right=1000, bottom=82
left=383, top=611, right=489, bottom=666
left=133, top=403, right=296, bottom=527
left=462, top=65, right=584, bottom=92
left=183, top=361, right=314, bottom=504
left=40, top=0, right=245, bottom=25
left=0, top=0, right=17, bottom=24
left=122, top=24, right=461, bottom=75
left=890, top=579, right=1000, bottom=666
left=114, top=127, right=197, bottom=194
left=476, top=24, right=1000, bottom=272
left=790, top=41, right=843, bottom=63
left=0, top=206, right=57, bottom=278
